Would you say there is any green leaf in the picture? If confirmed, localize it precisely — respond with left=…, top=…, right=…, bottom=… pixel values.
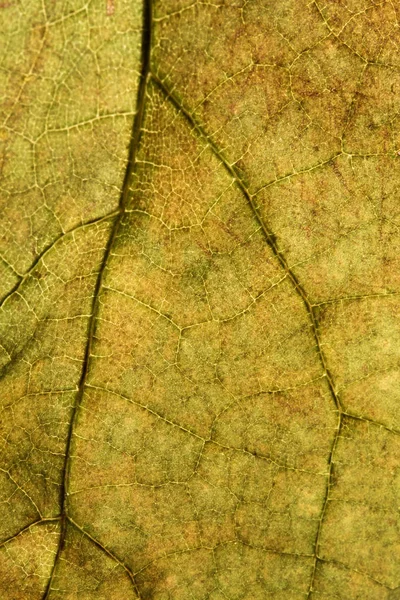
left=1, top=0, right=400, bottom=598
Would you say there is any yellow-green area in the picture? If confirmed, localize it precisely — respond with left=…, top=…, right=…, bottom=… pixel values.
left=1, top=0, right=400, bottom=598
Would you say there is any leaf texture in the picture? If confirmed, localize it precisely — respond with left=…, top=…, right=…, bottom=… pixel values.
left=1, top=0, right=400, bottom=598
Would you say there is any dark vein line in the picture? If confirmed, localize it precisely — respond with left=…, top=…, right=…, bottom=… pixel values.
left=150, top=72, right=342, bottom=598
left=0, top=210, right=119, bottom=311
left=306, top=419, right=342, bottom=598
left=343, top=411, right=400, bottom=436
left=305, top=8, right=399, bottom=586
left=0, top=517, right=61, bottom=549
left=151, top=72, right=341, bottom=408
left=42, top=1, right=152, bottom=597
left=312, top=290, right=400, bottom=306
left=67, top=516, right=140, bottom=594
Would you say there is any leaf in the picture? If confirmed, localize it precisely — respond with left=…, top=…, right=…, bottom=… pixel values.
left=1, top=0, right=400, bottom=598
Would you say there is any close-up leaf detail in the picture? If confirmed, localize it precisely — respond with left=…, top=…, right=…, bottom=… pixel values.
left=1, top=0, right=400, bottom=598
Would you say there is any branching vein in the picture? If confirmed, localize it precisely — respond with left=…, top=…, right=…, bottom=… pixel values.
left=41, top=1, right=153, bottom=598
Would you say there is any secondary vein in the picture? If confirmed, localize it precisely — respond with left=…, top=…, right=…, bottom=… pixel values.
left=151, top=72, right=343, bottom=598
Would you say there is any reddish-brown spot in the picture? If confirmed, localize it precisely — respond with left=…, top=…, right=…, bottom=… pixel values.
left=106, top=0, right=115, bottom=16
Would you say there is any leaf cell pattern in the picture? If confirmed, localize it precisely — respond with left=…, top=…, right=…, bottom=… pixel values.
left=1, top=0, right=400, bottom=598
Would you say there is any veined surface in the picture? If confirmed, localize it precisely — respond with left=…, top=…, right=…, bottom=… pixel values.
left=1, top=1, right=400, bottom=598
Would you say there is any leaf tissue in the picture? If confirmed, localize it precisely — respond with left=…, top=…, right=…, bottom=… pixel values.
left=1, top=0, right=400, bottom=598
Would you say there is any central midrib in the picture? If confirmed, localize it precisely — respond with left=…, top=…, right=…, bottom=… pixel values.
left=42, top=1, right=153, bottom=598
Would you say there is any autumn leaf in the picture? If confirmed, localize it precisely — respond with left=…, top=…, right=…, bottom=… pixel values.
left=1, top=0, right=400, bottom=598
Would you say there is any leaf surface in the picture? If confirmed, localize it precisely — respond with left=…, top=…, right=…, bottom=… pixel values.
left=1, top=0, right=400, bottom=598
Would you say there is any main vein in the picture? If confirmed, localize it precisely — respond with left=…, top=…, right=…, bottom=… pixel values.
left=42, top=1, right=152, bottom=598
